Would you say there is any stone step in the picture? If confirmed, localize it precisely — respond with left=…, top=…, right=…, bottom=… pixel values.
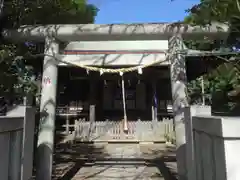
left=72, top=164, right=163, bottom=180
left=93, top=160, right=147, bottom=166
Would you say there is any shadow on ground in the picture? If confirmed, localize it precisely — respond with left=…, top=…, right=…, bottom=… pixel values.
left=53, top=143, right=108, bottom=180
left=54, top=143, right=177, bottom=180
left=32, top=132, right=178, bottom=180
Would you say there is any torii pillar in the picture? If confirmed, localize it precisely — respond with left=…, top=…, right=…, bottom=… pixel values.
left=36, top=37, right=59, bottom=180
left=169, top=35, right=189, bottom=180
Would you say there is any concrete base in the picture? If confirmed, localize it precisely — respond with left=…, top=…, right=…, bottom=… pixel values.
left=192, top=116, right=240, bottom=180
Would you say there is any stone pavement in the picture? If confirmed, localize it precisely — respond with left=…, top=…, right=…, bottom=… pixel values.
left=53, top=143, right=177, bottom=180
left=72, top=164, right=163, bottom=179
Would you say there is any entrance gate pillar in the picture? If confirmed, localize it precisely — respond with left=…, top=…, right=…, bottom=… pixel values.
left=169, top=35, right=189, bottom=180
left=36, top=37, right=59, bottom=180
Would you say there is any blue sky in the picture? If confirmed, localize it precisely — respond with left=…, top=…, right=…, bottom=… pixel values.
left=90, top=0, right=200, bottom=24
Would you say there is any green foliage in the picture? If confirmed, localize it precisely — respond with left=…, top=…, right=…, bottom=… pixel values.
left=3, top=0, right=98, bottom=26
left=184, top=0, right=240, bottom=46
left=0, top=0, right=98, bottom=102
left=185, top=0, right=240, bottom=108
left=184, top=0, right=239, bottom=24
left=188, top=62, right=240, bottom=110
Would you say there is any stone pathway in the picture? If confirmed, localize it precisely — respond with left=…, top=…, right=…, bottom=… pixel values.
left=72, top=164, right=163, bottom=179
left=53, top=143, right=177, bottom=180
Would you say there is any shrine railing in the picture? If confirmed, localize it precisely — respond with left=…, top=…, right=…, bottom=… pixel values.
left=59, top=117, right=174, bottom=143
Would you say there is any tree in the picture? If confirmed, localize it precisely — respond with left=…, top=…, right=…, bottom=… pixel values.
left=0, top=0, right=98, bottom=104
left=184, top=0, right=240, bottom=47
left=184, top=0, right=240, bottom=112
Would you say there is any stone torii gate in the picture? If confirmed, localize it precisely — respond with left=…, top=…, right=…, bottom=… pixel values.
left=3, top=23, right=229, bottom=180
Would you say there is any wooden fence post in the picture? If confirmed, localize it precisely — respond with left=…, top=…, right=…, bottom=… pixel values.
left=9, top=130, right=23, bottom=180
left=21, top=94, right=36, bottom=180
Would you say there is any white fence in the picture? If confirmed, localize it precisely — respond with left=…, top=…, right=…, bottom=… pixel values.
left=60, top=118, right=174, bottom=143
left=0, top=105, right=35, bottom=180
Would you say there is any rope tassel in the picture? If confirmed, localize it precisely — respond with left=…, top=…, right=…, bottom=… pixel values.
left=120, top=72, right=128, bottom=132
